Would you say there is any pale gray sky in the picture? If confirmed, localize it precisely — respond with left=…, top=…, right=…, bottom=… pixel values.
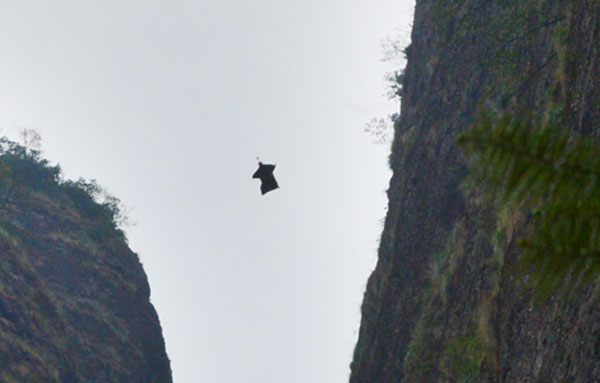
left=0, top=1, right=414, bottom=382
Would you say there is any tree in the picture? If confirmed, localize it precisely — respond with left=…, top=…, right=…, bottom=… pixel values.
left=364, top=31, right=408, bottom=144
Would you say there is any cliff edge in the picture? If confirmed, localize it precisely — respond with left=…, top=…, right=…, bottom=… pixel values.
left=351, top=1, right=600, bottom=382
left=0, top=140, right=171, bottom=382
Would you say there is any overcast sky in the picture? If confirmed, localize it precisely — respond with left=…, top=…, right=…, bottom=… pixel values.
left=0, top=1, right=414, bottom=382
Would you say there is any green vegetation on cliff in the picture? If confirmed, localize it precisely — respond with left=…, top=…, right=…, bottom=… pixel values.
left=0, top=136, right=129, bottom=240
left=351, top=1, right=600, bottom=383
left=459, top=111, right=600, bottom=298
left=0, top=136, right=171, bottom=382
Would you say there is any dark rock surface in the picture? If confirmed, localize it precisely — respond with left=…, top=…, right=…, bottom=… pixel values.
left=0, top=152, right=171, bottom=382
left=350, top=1, right=600, bottom=382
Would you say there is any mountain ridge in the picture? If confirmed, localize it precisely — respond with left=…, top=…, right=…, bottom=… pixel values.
left=0, top=138, right=171, bottom=382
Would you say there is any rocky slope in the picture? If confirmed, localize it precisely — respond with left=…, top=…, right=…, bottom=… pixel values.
left=0, top=142, right=171, bottom=382
left=350, top=1, right=600, bottom=382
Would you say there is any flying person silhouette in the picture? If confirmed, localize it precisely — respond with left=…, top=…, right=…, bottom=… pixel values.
left=252, top=160, right=279, bottom=195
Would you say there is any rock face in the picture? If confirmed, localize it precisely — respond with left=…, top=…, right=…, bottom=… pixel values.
left=0, top=148, right=171, bottom=382
left=350, top=1, right=600, bottom=383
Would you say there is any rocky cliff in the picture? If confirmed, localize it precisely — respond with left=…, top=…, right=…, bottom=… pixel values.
left=0, top=141, right=171, bottom=382
left=351, top=1, right=600, bottom=382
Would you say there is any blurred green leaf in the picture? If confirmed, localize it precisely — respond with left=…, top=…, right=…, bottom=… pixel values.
left=458, top=111, right=600, bottom=298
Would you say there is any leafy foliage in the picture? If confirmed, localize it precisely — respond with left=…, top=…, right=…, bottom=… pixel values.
left=457, top=111, right=600, bottom=296
left=363, top=31, right=408, bottom=144
left=0, top=136, right=61, bottom=190
left=365, top=114, right=398, bottom=144
left=440, top=332, right=487, bottom=383
left=61, top=179, right=129, bottom=240
left=381, top=30, right=409, bottom=99
left=384, top=70, right=405, bottom=99
left=0, top=134, right=130, bottom=240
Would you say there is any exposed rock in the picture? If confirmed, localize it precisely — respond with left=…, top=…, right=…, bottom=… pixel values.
left=351, top=1, right=600, bottom=382
left=0, top=148, right=171, bottom=382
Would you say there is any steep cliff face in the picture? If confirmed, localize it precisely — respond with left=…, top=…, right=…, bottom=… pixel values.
left=351, top=1, right=600, bottom=382
left=0, top=145, right=171, bottom=382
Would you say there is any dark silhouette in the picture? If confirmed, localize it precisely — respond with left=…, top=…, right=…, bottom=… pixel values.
left=252, top=162, right=279, bottom=195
